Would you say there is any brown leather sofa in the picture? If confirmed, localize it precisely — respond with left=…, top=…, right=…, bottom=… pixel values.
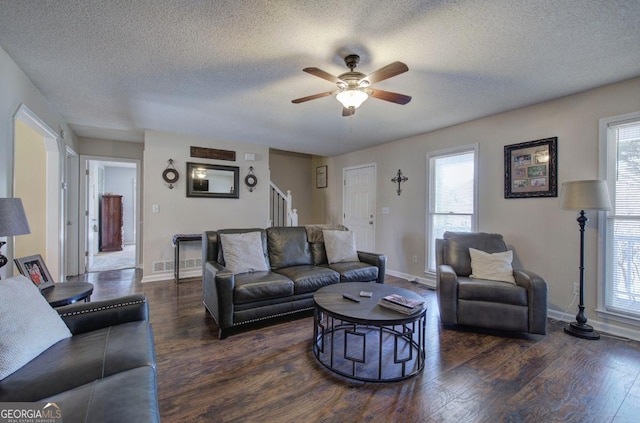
left=0, top=294, right=160, bottom=422
left=436, top=231, right=548, bottom=335
left=203, top=225, right=387, bottom=338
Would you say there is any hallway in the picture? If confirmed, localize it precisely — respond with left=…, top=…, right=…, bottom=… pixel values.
left=89, top=244, right=135, bottom=272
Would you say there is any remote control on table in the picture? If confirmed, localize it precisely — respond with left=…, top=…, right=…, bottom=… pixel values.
left=342, top=293, right=361, bottom=303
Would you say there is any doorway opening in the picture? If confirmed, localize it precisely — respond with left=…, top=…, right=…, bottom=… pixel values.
left=80, top=157, right=139, bottom=273
left=13, top=104, right=63, bottom=280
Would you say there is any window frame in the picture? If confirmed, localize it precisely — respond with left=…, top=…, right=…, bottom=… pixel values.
left=425, top=143, right=479, bottom=275
left=597, top=111, right=640, bottom=326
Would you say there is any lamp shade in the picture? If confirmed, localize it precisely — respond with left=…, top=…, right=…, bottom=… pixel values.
left=559, top=180, right=612, bottom=211
left=0, top=198, right=31, bottom=236
left=336, top=89, right=368, bottom=109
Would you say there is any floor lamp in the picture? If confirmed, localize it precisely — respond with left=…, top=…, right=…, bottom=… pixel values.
left=559, top=180, right=612, bottom=340
left=0, top=198, right=31, bottom=279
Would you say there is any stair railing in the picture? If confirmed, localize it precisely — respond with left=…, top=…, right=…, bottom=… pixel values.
left=269, top=182, right=298, bottom=227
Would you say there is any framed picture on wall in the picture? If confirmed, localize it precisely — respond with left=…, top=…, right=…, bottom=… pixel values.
left=14, top=254, right=55, bottom=290
left=316, top=165, right=327, bottom=189
left=504, top=137, right=558, bottom=198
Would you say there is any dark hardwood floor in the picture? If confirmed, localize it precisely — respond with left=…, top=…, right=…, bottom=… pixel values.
left=68, top=270, right=640, bottom=422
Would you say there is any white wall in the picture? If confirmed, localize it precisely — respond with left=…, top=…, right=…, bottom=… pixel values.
left=142, top=130, right=270, bottom=282
left=326, top=77, right=640, bottom=339
left=0, top=46, right=77, bottom=278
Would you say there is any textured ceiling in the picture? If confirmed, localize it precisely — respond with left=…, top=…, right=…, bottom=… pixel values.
left=1, top=0, right=639, bottom=156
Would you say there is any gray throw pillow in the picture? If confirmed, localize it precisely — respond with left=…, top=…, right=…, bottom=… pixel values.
left=323, top=230, right=360, bottom=264
left=0, top=275, right=72, bottom=380
left=219, top=231, right=269, bottom=274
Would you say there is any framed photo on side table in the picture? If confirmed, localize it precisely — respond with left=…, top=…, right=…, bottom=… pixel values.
left=14, top=254, right=55, bottom=290
left=316, top=165, right=327, bottom=189
left=504, top=137, right=558, bottom=199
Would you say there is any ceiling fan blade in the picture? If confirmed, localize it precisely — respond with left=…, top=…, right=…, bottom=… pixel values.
left=303, top=67, right=343, bottom=84
left=342, top=107, right=355, bottom=117
left=368, top=89, right=412, bottom=105
left=291, top=90, right=338, bottom=104
left=364, top=61, right=409, bottom=84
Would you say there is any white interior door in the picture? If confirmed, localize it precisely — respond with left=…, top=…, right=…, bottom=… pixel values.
left=64, top=146, right=80, bottom=277
left=343, top=164, right=376, bottom=252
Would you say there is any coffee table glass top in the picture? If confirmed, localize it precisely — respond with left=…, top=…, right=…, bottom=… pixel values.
left=313, top=282, right=426, bottom=324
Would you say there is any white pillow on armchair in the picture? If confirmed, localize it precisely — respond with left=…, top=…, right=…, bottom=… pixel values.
left=468, top=247, right=516, bottom=284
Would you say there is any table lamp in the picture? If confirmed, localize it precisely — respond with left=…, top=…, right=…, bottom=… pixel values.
left=559, top=180, right=612, bottom=340
left=0, top=198, right=31, bottom=279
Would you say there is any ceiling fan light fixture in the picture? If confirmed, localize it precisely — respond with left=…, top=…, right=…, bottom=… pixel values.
left=336, top=89, right=368, bottom=109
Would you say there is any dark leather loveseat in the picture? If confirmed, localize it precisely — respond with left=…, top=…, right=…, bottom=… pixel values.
left=0, top=294, right=160, bottom=422
left=203, top=225, right=387, bottom=338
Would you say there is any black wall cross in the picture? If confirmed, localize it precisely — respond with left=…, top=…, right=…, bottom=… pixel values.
left=391, top=169, right=408, bottom=196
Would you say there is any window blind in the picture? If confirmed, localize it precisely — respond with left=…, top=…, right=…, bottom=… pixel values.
left=606, top=121, right=640, bottom=317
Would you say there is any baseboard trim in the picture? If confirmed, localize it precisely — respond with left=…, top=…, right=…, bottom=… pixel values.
left=385, top=270, right=436, bottom=289
left=547, top=309, right=640, bottom=342
left=141, top=269, right=201, bottom=283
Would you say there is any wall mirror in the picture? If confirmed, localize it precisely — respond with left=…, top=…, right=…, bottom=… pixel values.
left=186, top=162, right=239, bottom=198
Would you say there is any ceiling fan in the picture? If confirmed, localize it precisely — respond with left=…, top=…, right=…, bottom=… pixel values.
left=292, top=54, right=411, bottom=117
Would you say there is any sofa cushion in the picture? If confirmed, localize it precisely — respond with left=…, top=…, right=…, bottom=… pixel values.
left=220, top=231, right=269, bottom=274
left=326, top=262, right=379, bottom=282
left=266, top=227, right=312, bottom=269
left=0, top=275, right=72, bottom=381
left=0, top=320, right=155, bottom=402
left=469, top=248, right=516, bottom=284
left=323, top=230, right=359, bottom=264
left=458, top=278, right=527, bottom=306
left=309, top=242, right=328, bottom=265
left=42, top=366, right=160, bottom=423
left=233, top=272, right=294, bottom=304
left=275, top=265, right=339, bottom=294
left=443, top=232, right=508, bottom=276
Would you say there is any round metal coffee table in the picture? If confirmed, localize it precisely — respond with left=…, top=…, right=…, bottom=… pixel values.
left=313, top=282, right=426, bottom=382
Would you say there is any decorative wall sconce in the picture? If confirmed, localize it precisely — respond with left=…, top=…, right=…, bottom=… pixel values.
left=391, top=169, right=408, bottom=196
left=245, top=166, right=258, bottom=192
left=162, top=159, right=179, bottom=189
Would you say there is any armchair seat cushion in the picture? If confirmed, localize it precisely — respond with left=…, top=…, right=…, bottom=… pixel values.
left=233, top=272, right=294, bottom=304
left=325, top=262, right=379, bottom=282
left=275, top=265, right=339, bottom=294
left=0, top=321, right=155, bottom=402
left=458, top=278, right=528, bottom=306
left=42, top=366, right=160, bottom=423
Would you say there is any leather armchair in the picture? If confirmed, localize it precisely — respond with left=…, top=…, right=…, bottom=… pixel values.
left=436, top=232, right=547, bottom=335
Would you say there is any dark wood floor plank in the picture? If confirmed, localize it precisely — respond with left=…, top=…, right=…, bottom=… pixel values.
left=66, top=270, right=640, bottom=422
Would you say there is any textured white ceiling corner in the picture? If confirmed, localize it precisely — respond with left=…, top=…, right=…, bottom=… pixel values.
left=0, top=0, right=639, bottom=156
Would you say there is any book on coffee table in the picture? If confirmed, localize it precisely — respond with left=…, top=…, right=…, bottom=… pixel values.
left=378, top=294, right=425, bottom=315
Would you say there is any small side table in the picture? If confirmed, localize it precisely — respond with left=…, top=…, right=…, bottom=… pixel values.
left=172, top=233, right=202, bottom=283
left=42, top=282, right=94, bottom=308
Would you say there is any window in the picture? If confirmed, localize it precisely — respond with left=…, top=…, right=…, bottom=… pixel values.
left=426, top=145, right=478, bottom=273
left=600, top=113, right=640, bottom=321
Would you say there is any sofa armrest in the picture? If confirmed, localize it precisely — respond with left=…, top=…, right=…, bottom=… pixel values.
left=514, top=269, right=548, bottom=335
left=357, top=251, right=387, bottom=284
left=203, top=261, right=235, bottom=334
left=436, top=264, right=459, bottom=324
left=57, top=294, right=149, bottom=335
